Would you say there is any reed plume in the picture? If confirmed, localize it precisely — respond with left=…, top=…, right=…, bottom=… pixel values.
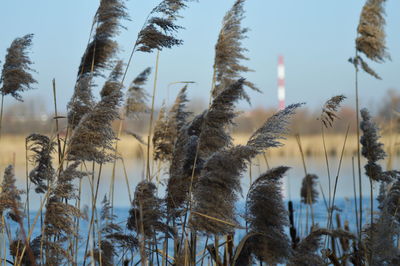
left=125, top=67, right=151, bottom=117
left=167, top=85, right=190, bottom=137
left=153, top=86, right=190, bottom=162
left=232, top=237, right=254, bottom=266
left=300, top=174, right=319, bottom=204
left=92, top=196, right=136, bottom=265
left=67, top=74, right=95, bottom=129
left=381, top=178, right=400, bottom=221
left=199, top=79, right=244, bottom=158
left=10, top=237, right=41, bottom=266
left=245, top=166, right=291, bottom=264
left=190, top=104, right=301, bottom=235
left=247, top=103, right=304, bottom=152
left=288, top=228, right=356, bottom=266
left=26, top=134, right=56, bottom=194
left=320, top=95, right=346, bottom=128
left=152, top=104, right=171, bottom=161
left=43, top=162, right=86, bottom=264
left=0, top=34, right=36, bottom=101
left=127, top=181, right=170, bottom=239
left=363, top=179, right=400, bottom=265
left=360, top=108, right=392, bottom=182
left=167, top=79, right=244, bottom=216
left=166, top=115, right=204, bottom=216
left=136, top=0, right=192, bottom=53
left=0, top=165, right=24, bottom=224
left=68, top=61, right=124, bottom=163
left=363, top=218, right=400, bottom=265
left=349, top=55, right=382, bottom=79
left=211, top=0, right=259, bottom=100
left=78, top=0, right=128, bottom=76
left=356, top=0, right=389, bottom=63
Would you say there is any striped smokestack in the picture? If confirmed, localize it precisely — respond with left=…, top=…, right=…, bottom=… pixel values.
left=277, top=55, right=285, bottom=110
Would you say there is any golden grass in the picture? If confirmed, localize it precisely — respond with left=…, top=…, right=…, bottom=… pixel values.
left=4, top=133, right=399, bottom=168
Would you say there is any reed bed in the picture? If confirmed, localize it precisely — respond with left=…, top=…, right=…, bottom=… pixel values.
left=2, top=134, right=400, bottom=167
left=0, top=0, right=399, bottom=265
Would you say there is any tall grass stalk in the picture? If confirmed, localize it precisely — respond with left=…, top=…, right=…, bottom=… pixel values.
left=351, top=157, right=360, bottom=237
left=52, top=79, right=62, bottom=165
left=328, top=125, right=350, bottom=232
left=25, top=139, right=30, bottom=230
left=146, top=50, right=160, bottom=181
left=354, top=50, right=363, bottom=238
left=74, top=175, right=83, bottom=265
left=321, top=126, right=332, bottom=214
left=120, top=157, right=133, bottom=202
left=295, top=134, right=314, bottom=228
left=83, top=163, right=103, bottom=266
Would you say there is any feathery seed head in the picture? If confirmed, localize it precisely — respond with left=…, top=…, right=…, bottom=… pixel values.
left=0, top=34, right=37, bottom=101
left=356, top=0, right=389, bottom=62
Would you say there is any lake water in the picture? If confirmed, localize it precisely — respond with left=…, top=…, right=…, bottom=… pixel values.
left=4, top=155, right=399, bottom=264
left=12, top=155, right=400, bottom=209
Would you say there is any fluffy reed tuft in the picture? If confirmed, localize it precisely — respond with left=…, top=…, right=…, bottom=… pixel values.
left=199, top=79, right=244, bottom=158
left=300, top=174, right=319, bottom=204
left=26, top=134, right=56, bottom=193
left=363, top=179, right=400, bottom=265
left=382, top=178, right=400, bottom=221
left=68, top=61, right=124, bottom=163
left=153, top=86, right=190, bottom=162
left=363, top=218, right=400, bottom=265
left=10, top=237, right=41, bottom=266
left=190, top=104, right=301, bottom=235
left=136, top=0, right=193, bottom=52
left=166, top=80, right=244, bottom=216
left=247, top=103, right=304, bottom=152
left=320, top=95, right=346, bottom=128
left=360, top=108, right=391, bottom=182
left=43, top=162, right=86, bottom=264
left=211, top=0, right=259, bottom=100
left=349, top=55, right=382, bottom=80
left=127, top=181, right=169, bottom=239
left=78, top=0, right=128, bottom=76
left=0, top=34, right=37, bottom=101
left=67, top=74, right=95, bottom=129
left=166, top=114, right=204, bottom=216
left=152, top=104, right=171, bottom=161
left=356, top=0, right=389, bottom=62
left=167, top=85, right=191, bottom=136
left=288, top=228, right=356, bottom=266
left=246, top=166, right=291, bottom=264
left=92, top=196, right=135, bottom=266
left=125, top=67, right=151, bottom=117
left=0, top=165, right=24, bottom=223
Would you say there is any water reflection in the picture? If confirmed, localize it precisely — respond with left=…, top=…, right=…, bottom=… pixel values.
left=11, top=155, right=400, bottom=211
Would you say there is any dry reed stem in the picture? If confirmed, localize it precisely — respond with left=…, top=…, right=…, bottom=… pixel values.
left=146, top=50, right=160, bottom=182
left=328, top=125, right=350, bottom=233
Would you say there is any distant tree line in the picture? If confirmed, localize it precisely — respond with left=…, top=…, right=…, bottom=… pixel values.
left=2, top=89, right=399, bottom=135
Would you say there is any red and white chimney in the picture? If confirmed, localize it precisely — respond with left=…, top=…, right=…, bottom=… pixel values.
left=277, top=55, right=285, bottom=110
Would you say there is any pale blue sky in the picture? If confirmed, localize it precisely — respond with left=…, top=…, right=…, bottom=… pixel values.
left=1, top=0, right=399, bottom=113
